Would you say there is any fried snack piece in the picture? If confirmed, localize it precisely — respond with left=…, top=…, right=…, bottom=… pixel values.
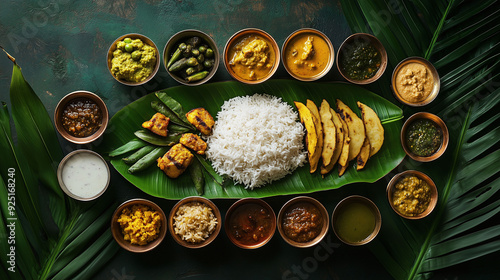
left=186, top=108, right=214, bottom=136
left=337, top=99, right=365, bottom=162
left=321, top=110, right=345, bottom=175
left=142, top=112, right=170, bottom=137
left=157, top=143, right=194, bottom=178
left=357, top=101, right=384, bottom=157
left=306, top=100, right=323, bottom=173
left=319, top=100, right=336, bottom=167
left=356, top=137, right=371, bottom=170
left=180, top=133, right=207, bottom=155
left=294, top=101, right=319, bottom=172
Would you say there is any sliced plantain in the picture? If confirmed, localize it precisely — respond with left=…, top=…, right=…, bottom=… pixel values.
left=356, top=137, right=371, bottom=170
left=294, top=101, right=319, bottom=170
left=321, top=110, right=344, bottom=175
left=337, top=115, right=350, bottom=168
left=306, top=100, right=323, bottom=173
left=357, top=101, right=384, bottom=157
left=319, top=100, right=336, bottom=167
left=337, top=99, right=365, bottom=162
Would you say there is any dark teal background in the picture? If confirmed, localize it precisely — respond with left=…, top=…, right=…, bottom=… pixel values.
left=1, top=1, right=498, bottom=279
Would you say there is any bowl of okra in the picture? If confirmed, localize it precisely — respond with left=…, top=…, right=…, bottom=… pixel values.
left=163, top=29, right=219, bottom=86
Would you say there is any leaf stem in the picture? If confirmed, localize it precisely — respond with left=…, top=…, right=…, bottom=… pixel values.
left=424, top=0, right=456, bottom=60
left=407, top=107, right=471, bottom=279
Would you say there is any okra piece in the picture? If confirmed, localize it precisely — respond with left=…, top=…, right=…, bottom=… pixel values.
left=186, top=57, right=198, bottom=67
left=122, top=145, right=155, bottom=164
left=168, top=57, right=188, bottom=72
left=186, top=36, right=201, bottom=48
left=128, top=147, right=168, bottom=174
left=197, top=53, right=204, bottom=63
left=203, top=59, right=214, bottom=69
left=182, top=44, right=192, bottom=57
left=198, top=45, right=207, bottom=53
left=189, top=157, right=205, bottom=195
left=191, top=49, right=200, bottom=56
left=166, top=48, right=182, bottom=69
left=186, top=71, right=209, bottom=82
left=109, top=139, right=147, bottom=157
left=205, top=48, right=214, bottom=58
left=185, top=67, right=197, bottom=76
left=178, top=42, right=187, bottom=51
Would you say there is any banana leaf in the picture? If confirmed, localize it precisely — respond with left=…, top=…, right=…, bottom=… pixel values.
left=0, top=51, right=119, bottom=280
left=98, top=80, right=405, bottom=199
left=339, top=0, right=500, bottom=279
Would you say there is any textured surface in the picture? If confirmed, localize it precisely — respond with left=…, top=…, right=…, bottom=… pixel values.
left=1, top=1, right=495, bottom=279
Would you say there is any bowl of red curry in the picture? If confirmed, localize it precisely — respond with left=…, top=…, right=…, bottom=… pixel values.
left=277, top=196, right=329, bottom=248
left=225, top=198, right=276, bottom=249
left=54, top=90, right=108, bottom=144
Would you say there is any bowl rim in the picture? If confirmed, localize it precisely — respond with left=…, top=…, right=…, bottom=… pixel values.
left=277, top=196, right=329, bottom=248
left=168, top=196, right=222, bottom=249
left=54, top=90, right=109, bottom=144
left=57, top=149, right=110, bottom=201
left=110, top=198, right=167, bottom=253
left=336, top=33, right=388, bottom=85
left=386, top=170, right=438, bottom=219
left=391, top=56, right=440, bottom=106
left=224, top=197, right=277, bottom=249
left=281, top=28, right=335, bottom=81
left=401, top=112, right=449, bottom=162
left=106, top=33, right=160, bottom=86
left=332, top=195, right=382, bottom=246
left=163, top=29, right=219, bottom=86
left=223, top=28, right=280, bottom=84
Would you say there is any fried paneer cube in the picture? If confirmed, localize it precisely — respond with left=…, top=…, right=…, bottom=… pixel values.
left=142, top=113, right=170, bottom=137
left=185, top=108, right=214, bottom=136
left=157, top=144, right=193, bottom=178
left=180, top=133, right=207, bottom=155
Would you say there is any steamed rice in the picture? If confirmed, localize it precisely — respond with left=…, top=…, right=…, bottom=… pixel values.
left=206, top=94, right=306, bottom=189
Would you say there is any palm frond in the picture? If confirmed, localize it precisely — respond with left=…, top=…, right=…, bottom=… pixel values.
left=0, top=51, right=119, bottom=280
left=339, top=0, right=500, bottom=279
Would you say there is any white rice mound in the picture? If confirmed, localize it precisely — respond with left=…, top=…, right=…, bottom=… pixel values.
left=206, top=94, right=306, bottom=189
left=173, top=202, right=217, bottom=243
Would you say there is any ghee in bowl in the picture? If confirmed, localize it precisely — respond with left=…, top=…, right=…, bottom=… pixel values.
left=57, top=150, right=110, bottom=201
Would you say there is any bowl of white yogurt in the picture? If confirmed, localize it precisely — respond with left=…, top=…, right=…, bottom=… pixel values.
left=57, top=149, right=110, bottom=201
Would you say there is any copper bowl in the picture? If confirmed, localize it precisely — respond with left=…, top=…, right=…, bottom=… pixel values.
left=54, top=90, right=108, bottom=144
left=391, top=57, right=440, bottom=106
left=57, top=149, right=110, bottom=201
left=281, top=28, right=334, bottom=81
left=277, top=196, right=329, bottom=248
left=224, top=28, right=280, bottom=84
left=107, top=33, right=160, bottom=86
left=401, top=112, right=449, bottom=162
left=163, top=29, right=219, bottom=86
left=225, top=198, right=276, bottom=249
left=111, top=199, right=167, bottom=253
left=332, top=195, right=381, bottom=246
left=169, top=196, right=222, bottom=249
left=387, top=170, right=438, bottom=219
left=337, top=33, right=388, bottom=85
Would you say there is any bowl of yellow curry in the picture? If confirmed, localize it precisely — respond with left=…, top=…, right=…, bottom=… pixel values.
left=224, top=28, right=280, bottom=84
left=387, top=170, right=438, bottom=219
left=282, top=28, right=334, bottom=81
left=107, top=33, right=160, bottom=86
left=111, top=199, right=167, bottom=253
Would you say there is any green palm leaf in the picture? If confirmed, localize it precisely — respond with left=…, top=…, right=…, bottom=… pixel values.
left=0, top=51, right=118, bottom=280
left=339, top=0, right=500, bottom=279
left=98, top=81, right=405, bottom=199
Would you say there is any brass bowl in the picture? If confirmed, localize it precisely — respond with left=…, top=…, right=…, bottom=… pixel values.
left=387, top=170, right=438, bottom=219
left=281, top=28, right=334, bottom=81
left=54, top=90, right=109, bottom=144
left=337, top=33, right=388, bottom=85
left=401, top=112, right=449, bottom=162
left=57, top=149, right=110, bottom=201
left=163, top=29, right=219, bottom=86
left=107, top=33, right=160, bottom=86
left=277, top=196, right=329, bottom=248
left=332, top=195, right=381, bottom=246
left=391, top=57, right=440, bottom=106
left=224, top=28, right=280, bottom=84
left=225, top=198, right=276, bottom=249
left=169, top=196, right=222, bottom=249
left=111, top=199, right=167, bottom=253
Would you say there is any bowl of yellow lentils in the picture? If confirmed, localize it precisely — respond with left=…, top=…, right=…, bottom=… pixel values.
left=111, top=198, right=167, bottom=253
